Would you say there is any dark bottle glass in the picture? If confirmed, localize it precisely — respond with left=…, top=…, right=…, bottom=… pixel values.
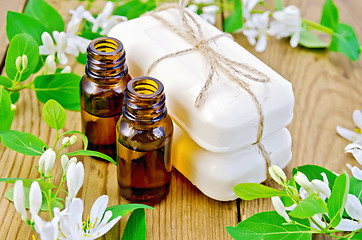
left=117, top=77, right=173, bottom=205
left=80, top=37, right=131, bottom=160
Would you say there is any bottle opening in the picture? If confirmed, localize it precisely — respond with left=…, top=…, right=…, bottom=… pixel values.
left=89, top=37, right=123, bottom=55
left=128, top=77, right=164, bottom=98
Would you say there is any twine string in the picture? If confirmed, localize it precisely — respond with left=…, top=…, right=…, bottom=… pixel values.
left=145, top=1, right=272, bottom=179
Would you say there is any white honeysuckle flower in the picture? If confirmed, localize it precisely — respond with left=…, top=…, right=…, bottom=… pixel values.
left=200, top=5, right=219, bottom=25
left=56, top=196, right=122, bottom=240
left=267, top=5, right=302, bottom=48
left=53, top=31, right=69, bottom=65
left=66, top=161, right=84, bottom=206
left=44, top=55, right=57, bottom=75
left=345, top=143, right=362, bottom=165
left=347, top=164, right=362, bottom=180
left=187, top=4, right=198, bottom=12
left=61, top=66, right=72, bottom=74
left=299, top=187, right=309, bottom=200
left=268, top=166, right=282, bottom=185
left=15, top=56, right=22, bottom=71
left=243, top=12, right=269, bottom=52
left=89, top=1, right=114, bottom=33
left=272, top=165, right=287, bottom=182
left=311, top=179, right=331, bottom=200
left=31, top=210, right=59, bottom=240
left=38, top=148, right=54, bottom=173
left=100, top=15, right=128, bottom=35
left=337, top=110, right=362, bottom=143
left=335, top=194, right=362, bottom=231
left=29, top=181, right=42, bottom=220
left=271, top=196, right=291, bottom=223
left=243, top=0, right=262, bottom=20
left=294, top=171, right=315, bottom=194
left=22, top=55, right=28, bottom=70
left=14, top=180, right=27, bottom=221
left=39, top=32, right=56, bottom=56
left=61, top=155, right=70, bottom=174
left=44, top=149, right=56, bottom=177
left=62, top=137, right=70, bottom=145
left=69, top=135, right=77, bottom=145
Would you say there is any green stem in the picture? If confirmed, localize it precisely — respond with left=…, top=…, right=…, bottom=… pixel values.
left=309, top=216, right=327, bottom=232
left=53, top=177, right=65, bottom=199
left=53, top=130, right=59, bottom=150
left=302, top=19, right=334, bottom=35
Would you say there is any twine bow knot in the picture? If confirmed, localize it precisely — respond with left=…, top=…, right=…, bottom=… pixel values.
left=145, top=1, right=273, bottom=179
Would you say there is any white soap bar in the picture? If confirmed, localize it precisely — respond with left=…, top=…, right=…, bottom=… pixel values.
left=172, top=125, right=292, bottom=201
left=109, top=9, right=294, bottom=153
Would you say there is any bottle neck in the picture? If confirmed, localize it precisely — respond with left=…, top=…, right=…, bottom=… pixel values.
left=123, top=77, right=167, bottom=124
left=85, top=37, right=127, bottom=83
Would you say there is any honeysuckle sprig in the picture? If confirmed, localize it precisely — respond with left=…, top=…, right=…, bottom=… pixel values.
left=1, top=99, right=151, bottom=239
left=228, top=163, right=361, bottom=239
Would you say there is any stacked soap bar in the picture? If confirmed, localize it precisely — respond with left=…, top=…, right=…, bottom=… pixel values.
left=109, top=8, right=294, bottom=201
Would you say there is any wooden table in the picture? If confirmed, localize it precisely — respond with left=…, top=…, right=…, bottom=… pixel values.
left=0, top=0, right=361, bottom=239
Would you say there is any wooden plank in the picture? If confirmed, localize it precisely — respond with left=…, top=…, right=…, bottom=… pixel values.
left=0, top=0, right=29, bottom=66
left=235, top=0, right=362, bottom=239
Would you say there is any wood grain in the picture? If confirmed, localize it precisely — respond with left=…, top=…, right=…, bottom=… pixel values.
left=0, top=0, right=361, bottom=239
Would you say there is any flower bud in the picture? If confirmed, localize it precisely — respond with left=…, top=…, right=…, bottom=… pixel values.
left=294, top=172, right=315, bottom=194
left=69, top=135, right=77, bottom=145
left=15, top=56, right=22, bottom=71
left=29, top=181, right=42, bottom=219
left=62, top=137, right=70, bottom=145
left=61, top=66, right=71, bottom=73
left=22, top=55, right=28, bottom=70
left=61, top=155, right=69, bottom=174
left=271, top=196, right=291, bottom=222
left=38, top=148, right=54, bottom=173
left=44, top=149, right=56, bottom=177
left=268, top=167, right=282, bottom=185
left=44, top=55, right=56, bottom=75
left=11, top=104, right=16, bottom=111
left=14, top=180, right=27, bottom=221
left=269, top=165, right=287, bottom=184
left=66, top=161, right=84, bottom=200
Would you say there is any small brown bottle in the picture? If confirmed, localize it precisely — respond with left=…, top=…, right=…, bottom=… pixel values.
left=80, top=37, right=131, bottom=160
left=117, top=77, right=173, bottom=205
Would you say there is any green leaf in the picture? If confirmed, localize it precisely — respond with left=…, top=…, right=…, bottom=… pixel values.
left=42, top=100, right=66, bottom=131
left=298, top=30, right=329, bottom=48
left=5, top=187, right=62, bottom=211
left=79, top=30, right=103, bottom=40
left=292, top=165, right=337, bottom=190
left=65, top=150, right=117, bottom=165
left=76, top=53, right=87, bottom=65
left=0, top=87, right=14, bottom=131
left=5, top=33, right=39, bottom=82
left=0, top=178, right=55, bottom=192
left=0, top=130, right=48, bottom=156
left=351, top=232, right=362, bottom=240
left=121, top=209, right=146, bottom=240
left=226, top=211, right=311, bottom=240
left=114, top=0, right=156, bottom=20
left=106, top=204, right=153, bottom=221
left=61, top=130, right=88, bottom=150
left=289, top=193, right=328, bottom=219
left=233, top=183, right=288, bottom=200
left=320, top=0, right=339, bottom=30
left=24, top=0, right=64, bottom=33
left=327, top=171, right=349, bottom=228
left=0, top=75, right=21, bottom=103
left=349, top=177, right=362, bottom=202
left=223, top=0, right=242, bottom=33
left=34, top=73, right=81, bottom=111
left=275, top=0, right=283, bottom=11
left=6, top=11, right=46, bottom=44
left=329, top=23, right=360, bottom=61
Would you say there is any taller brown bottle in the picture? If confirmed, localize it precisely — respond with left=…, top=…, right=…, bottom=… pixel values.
left=80, top=37, right=131, bottom=160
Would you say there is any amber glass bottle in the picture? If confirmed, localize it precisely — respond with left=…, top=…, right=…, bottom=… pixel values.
left=80, top=37, right=131, bottom=160
left=117, top=77, right=173, bottom=205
